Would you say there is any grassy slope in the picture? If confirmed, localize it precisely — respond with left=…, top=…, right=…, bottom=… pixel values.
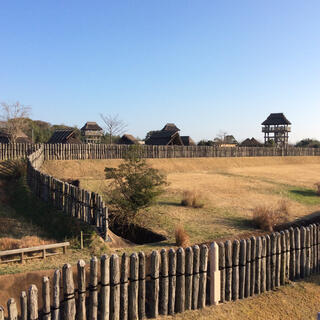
left=0, top=175, right=110, bottom=275
left=42, top=157, right=320, bottom=248
left=161, top=275, right=320, bottom=320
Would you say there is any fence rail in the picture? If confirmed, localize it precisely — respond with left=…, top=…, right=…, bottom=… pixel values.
left=1, top=223, right=319, bottom=320
left=0, top=242, right=70, bottom=264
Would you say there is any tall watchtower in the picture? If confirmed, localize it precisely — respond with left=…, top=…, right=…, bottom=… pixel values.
left=81, top=122, right=103, bottom=144
left=261, top=113, right=291, bottom=147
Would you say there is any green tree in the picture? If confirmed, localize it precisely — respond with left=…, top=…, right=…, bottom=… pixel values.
left=105, top=146, right=166, bottom=225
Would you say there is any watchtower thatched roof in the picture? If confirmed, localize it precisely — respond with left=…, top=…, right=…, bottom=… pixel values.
left=118, top=134, right=139, bottom=145
left=161, top=123, right=180, bottom=132
left=81, top=122, right=103, bottom=131
left=48, top=129, right=81, bottom=144
left=181, top=136, right=196, bottom=146
left=262, top=113, right=291, bottom=125
left=145, top=130, right=183, bottom=146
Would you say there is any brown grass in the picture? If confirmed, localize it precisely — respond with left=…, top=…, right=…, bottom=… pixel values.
left=175, top=225, right=190, bottom=248
left=181, top=190, right=204, bottom=208
left=0, top=236, right=53, bottom=251
left=252, top=200, right=290, bottom=232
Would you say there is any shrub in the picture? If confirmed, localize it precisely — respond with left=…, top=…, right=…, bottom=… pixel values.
left=315, top=183, right=320, bottom=196
left=175, top=225, right=190, bottom=248
left=252, top=200, right=290, bottom=231
left=181, top=190, right=204, bottom=208
left=105, top=146, right=167, bottom=225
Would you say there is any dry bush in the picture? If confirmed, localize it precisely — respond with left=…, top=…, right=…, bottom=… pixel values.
left=175, top=225, right=190, bottom=248
left=315, top=183, right=320, bottom=196
left=181, top=190, right=204, bottom=208
left=252, top=200, right=290, bottom=232
left=0, top=236, right=52, bottom=250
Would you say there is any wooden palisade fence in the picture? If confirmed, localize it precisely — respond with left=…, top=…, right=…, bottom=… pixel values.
left=26, top=146, right=108, bottom=240
left=2, top=143, right=320, bottom=161
left=1, top=224, right=320, bottom=320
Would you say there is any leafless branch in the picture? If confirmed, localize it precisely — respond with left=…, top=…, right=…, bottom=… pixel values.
left=0, top=101, right=31, bottom=143
left=99, top=114, right=127, bottom=144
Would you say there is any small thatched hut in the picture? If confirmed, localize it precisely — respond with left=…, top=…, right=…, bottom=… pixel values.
left=181, top=136, right=196, bottom=146
left=47, top=129, right=81, bottom=144
left=240, top=137, right=263, bottom=147
left=118, top=134, right=139, bottom=145
left=0, top=129, right=31, bottom=144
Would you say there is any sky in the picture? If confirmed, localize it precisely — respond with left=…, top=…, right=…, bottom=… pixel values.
left=0, top=1, right=320, bottom=143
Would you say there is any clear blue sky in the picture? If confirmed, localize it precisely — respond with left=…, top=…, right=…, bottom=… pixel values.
left=1, top=1, right=319, bottom=143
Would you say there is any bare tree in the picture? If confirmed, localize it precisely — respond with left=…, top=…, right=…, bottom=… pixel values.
left=100, top=114, right=127, bottom=144
left=0, top=101, right=31, bottom=143
left=214, top=130, right=228, bottom=142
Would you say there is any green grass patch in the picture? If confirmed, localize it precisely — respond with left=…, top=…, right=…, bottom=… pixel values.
left=286, top=187, right=320, bottom=205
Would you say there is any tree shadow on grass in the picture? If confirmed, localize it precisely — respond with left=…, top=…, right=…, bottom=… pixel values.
left=290, top=189, right=319, bottom=197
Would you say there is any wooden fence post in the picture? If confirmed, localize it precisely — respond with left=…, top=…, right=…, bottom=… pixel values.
left=77, top=260, right=86, bottom=320
left=110, top=254, right=120, bottom=320
left=218, top=242, right=225, bottom=302
left=101, top=254, right=110, bottom=320
left=209, top=242, right=220, bottom=305
left=275, top=233, right=281, bottom=287
left=198, top=245, right=208, bottom=309
left=285, top=230, right=290, bottom=282
left=232, top=240, right=240, bottom=301
left=250, top=237, right=256, bottom=296
left=28, top=285, right=38, bottom=320
left=245, top=239, right=251, bottom=297
left=255, top=237, right=262, bottom=294
left=0, top=306, right=4, bottom=320
left=280, top=232, right=286, bottom=285
left=306, top=227, right=311, bottom=277
left=138, top=252, right=146, bottom=319
left=192, top=245, right=200, bottom=309
left=289, top=228, right=296, bottom=280
left=7, top=298, right=18, bottom=320
left=62, top=264, right=76, bottom=320
left=159, top=249, right=169, bottom=315
left=168, top=249, right=176, bottom=315
left=185, top=247, right=193, bottom=310
left=300, top=227, right=306, bottom=279
left=42, top=277, right=51, bottom=320
left=120, top=253, right=128, bottom=320
left=129, top=253, right=139, bottom=320
left=265, top=235, right=271, bottom=291
left=176, top=248, right=185, bottom=313
left=239, top=240, right=246, bottom=299
left=295, top=228, right=301, bottom=280
left=150, top=250, right=160, bottom=318
left=52, top=270, right=60, bottom=320
left=225, top=240, right=232, bottom=301
left=19, top=292, right=27, bottom=320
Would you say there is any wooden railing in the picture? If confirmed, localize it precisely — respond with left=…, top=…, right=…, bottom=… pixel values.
left=0, top=242, right=70, bottom=264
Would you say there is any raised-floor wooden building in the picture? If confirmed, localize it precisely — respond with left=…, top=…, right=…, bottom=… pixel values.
left=81, top=122, right=103, bottom=144
left=262, top=113, right=291, bottom=147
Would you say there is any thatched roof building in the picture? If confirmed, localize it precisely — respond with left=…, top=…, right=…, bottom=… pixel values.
left=181, top=136, right=196, bottom=146
left=118, top=134, right=139, bottom=145
left=261, top=113, right=291, bottom=126
left=214, top=135, right=238, bottom=147
left=48, top=129, right=81, bottom=144
left=145, top=130, right=183, bottom=146
left=262, top=113, right=291, bottom=147
left=0, top=129, right=31, bottom=144
left=161, top=123, right=180, bottom=132
left=81, top=122, right=103, bottom=144
left=240, top=137, right=263, bottom=147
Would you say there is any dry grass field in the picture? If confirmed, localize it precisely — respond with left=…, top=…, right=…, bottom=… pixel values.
left=42, top=156, right=320, bottom=248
